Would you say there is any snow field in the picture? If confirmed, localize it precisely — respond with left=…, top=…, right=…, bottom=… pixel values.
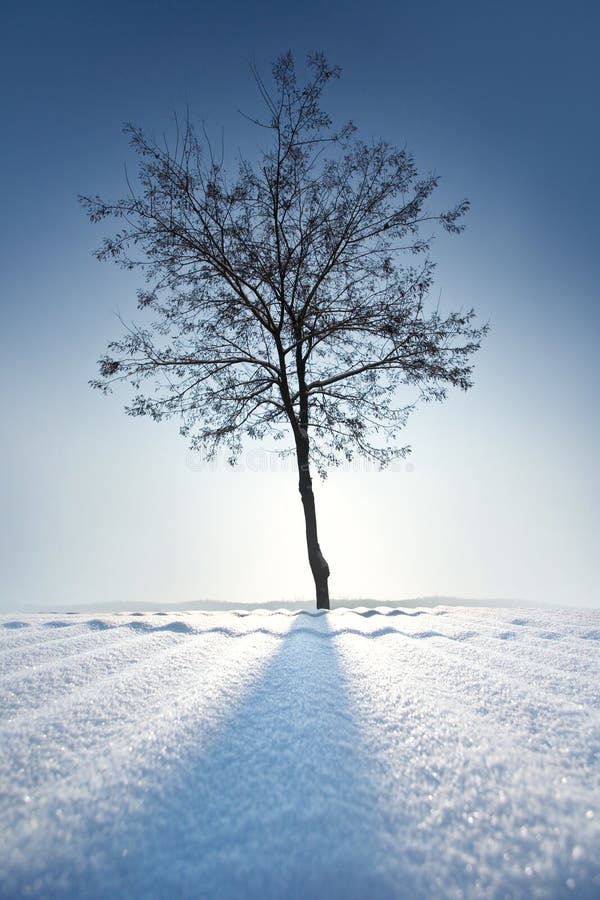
left=0, top=607, right=598, bottom=898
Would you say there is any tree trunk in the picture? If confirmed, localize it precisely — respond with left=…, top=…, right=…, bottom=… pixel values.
left=296, top=432, right=330, bottom=609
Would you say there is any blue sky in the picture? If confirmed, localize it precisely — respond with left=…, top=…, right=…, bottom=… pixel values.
left=1, top=0, right=598, bottom=609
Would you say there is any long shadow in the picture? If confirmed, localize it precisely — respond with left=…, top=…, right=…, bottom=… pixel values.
left=3, top=615, right=413, bottom=898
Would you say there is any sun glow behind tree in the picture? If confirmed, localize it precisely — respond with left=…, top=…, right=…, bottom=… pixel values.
left=0, top=1, right=598, bottom=612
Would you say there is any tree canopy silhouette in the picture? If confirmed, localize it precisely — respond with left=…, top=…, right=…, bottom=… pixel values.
left=81, top=52, right=487, bottom=609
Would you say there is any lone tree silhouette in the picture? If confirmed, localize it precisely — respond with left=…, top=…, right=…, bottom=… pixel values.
left=81, top=52, right=487, bottom=610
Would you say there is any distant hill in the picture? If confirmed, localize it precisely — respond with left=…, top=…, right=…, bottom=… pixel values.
left=22, top=595, right=554, bottom=614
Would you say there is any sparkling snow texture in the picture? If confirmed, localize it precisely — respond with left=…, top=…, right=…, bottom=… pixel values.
left=0, top=607, right=598, bottom=898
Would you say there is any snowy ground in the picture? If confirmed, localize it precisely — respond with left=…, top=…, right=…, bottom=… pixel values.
left=0, top=607, right=598, bottom=899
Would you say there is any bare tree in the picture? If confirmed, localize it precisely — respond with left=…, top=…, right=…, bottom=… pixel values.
left=81, top=52, right=487, bottom=609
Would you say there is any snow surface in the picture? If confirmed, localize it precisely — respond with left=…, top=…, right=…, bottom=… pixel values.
left=0, top=606, right=598, bottom=899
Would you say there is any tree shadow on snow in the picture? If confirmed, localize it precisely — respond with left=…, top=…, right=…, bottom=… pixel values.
left=24, top=614, right=410, bottom=899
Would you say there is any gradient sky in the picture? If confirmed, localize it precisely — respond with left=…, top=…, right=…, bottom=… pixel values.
left=1, top=0, right=598, bottom=610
